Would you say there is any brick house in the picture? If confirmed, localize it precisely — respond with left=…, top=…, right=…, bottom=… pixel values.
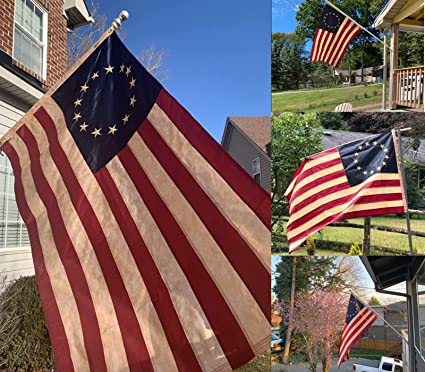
left=0, top=0, right=91, bottom=283
left=221, top=117, right=271, bottom=193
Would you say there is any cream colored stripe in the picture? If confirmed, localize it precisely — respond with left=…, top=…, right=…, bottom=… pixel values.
left=42, top=98, right=178, bottom=372
left=10, top=135, right=89, bottom=372
left=289, top=175, right=347, bottom=213
left=290, top=174, right=403, bottom=221
left=291, top=163, right=345, bottom=197
left=318, top=30, right=333, bottom=61
left=28, top=115, right=128, bottom=372
left=323, top=17, right=350, bottom=62
left=107, top=158, right=231, bottom=372
left=127, top=132, right=269, bottom=352
left=303, top=152, right=340, bottom=172
left=287, top=199, right=404, bottom=240
left=311, top=29, right=320, bottom=60
left=314, top=29, right=324, bottom=60
left=330, top=24, right=360, bottom=66
left=147, top=104, right=270, bottom=271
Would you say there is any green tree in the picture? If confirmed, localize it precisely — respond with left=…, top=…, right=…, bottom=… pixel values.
left=272, top=113, right=323, bottom=227
left=404, top=160, right=425, bottom=209
left=369, top=296, right=381, bottom=305
left=317, top=112, right=350, bottom=130
left=399, top=32, right=424, bottom=68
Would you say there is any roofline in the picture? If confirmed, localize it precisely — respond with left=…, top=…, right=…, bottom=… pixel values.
left=225, top=117, right=271, bottom=161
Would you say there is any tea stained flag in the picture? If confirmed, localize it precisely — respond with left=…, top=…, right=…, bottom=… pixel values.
left=310, top=4, right=361, bottom=67
left=0, top=30, right=270, bottom=371
left=285, top=132, right=406, bottom=253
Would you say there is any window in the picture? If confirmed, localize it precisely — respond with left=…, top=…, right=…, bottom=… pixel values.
left=0, top=154, right=29, bottom=250
left=381, top=362, right=392, bottom=371
left=252, top=157, right=261, bottom=186
left=13, top=0, right=47, bottom=78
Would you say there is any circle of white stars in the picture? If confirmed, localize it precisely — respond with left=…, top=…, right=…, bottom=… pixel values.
left=323, top=11, right=341, bottom=31
left=353, top=140, right=390, bottom=176
left=72, top=63, right=139, bottom=138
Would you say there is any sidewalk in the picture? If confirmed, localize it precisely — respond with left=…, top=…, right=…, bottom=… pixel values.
left=272, top=358, right=357, bottom=371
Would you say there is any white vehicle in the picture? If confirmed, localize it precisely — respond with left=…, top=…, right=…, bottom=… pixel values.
left=353, top=356, right=403, bottom=372
left=271, top=332, right=283, bottom=352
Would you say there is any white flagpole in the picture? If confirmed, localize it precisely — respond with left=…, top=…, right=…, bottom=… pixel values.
left=325, top=0, right=392, bottom=51
left=350, top=290, right=409, bottom=343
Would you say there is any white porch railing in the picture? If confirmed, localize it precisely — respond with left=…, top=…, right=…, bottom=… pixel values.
left=394, top=66, right=424, bottom=110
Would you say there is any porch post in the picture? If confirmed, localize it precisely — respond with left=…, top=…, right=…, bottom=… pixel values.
left=382, top=32, right=388, bottom=110
left=389, top=23, right=399, bottom=110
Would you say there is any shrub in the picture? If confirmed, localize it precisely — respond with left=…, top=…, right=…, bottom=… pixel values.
left=364, top=92, right=369, bottom=98
left=306, top=236, right=316, bottom=256
left=0, top=276, right=54, bottom=370
left=354, top=95, right=360, bottom=100
left=373, top=90, right=378, bottom=96
left=349, top=242, right=362, bottom=256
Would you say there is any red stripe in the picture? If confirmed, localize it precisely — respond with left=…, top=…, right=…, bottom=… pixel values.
left=288, top=186, right=404, bottom=232
left=288, top=197, right=405, bottom=247
left=317, top=31, right=333, bottom=61
left=16, top=125, right=107, bottom=371
left=94, top=167, right=202, bottom=372
left=310, top=28, right=321, bottom=61
left=308, top=147, right=338, bottom=160
left=34, top=108, right=154, bottom=372
left=2, top=143, right=75, bottom=372
left=289, top=169, right=348, bottom=207
left=140, top=122, right=270, bottom=319
left=118, top=145, right=255, bottom=368
left=156, top=89, right=270, bottom=228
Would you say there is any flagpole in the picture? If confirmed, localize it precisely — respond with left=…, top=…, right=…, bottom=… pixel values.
left=325, top=0, right=392, bottom=51
left=395, top=127, right=415, bottom=255
left=350, top=290, right=409, bottom=343
left=0, top=10, right=130, bottom=148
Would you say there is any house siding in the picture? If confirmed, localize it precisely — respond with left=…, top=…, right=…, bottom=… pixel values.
left=226, top=126, right=271, bottom=193
left=0, top=96, right=33, bottom=282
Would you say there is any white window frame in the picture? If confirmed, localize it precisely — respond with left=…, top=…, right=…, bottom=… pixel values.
left=12, top=0, right=48, bottom=80
left=252, top=157, right=262, bottom=186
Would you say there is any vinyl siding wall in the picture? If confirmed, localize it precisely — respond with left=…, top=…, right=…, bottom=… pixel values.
left=0, top=97, right=33, bottom=284
left=226, top=126, right=271, bottom=193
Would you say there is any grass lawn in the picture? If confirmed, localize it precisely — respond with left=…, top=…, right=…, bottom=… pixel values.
left=272, top=84, right=383, bottom=113
left=274, top=215, right=425, bottom=255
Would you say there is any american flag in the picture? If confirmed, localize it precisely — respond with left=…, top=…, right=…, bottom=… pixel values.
left=310, top=4, right=362, bottom=67
left=285, top=132, right=406, bottom=253
left=0, top=31, right=270, bottom=371
left=338, top=294, right=378, bottom=367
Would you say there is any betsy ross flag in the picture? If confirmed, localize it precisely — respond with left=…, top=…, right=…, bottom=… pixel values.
left=310, top=4, right=361, bottom=67
left=0, top=30, right=270, bottom=371
left=338, top=294, right=378, bottom=367
left=285, top=132, right=406, bottom=253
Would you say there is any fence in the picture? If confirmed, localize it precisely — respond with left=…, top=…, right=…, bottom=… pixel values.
left=394, top=66, right=424, bottom=110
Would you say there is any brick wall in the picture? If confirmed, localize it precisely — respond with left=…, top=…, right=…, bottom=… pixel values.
left=0, top=0, right=67, bottom=88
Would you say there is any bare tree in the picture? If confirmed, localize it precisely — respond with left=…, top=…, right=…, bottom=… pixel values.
left=67, top=2, right=167, bottom=81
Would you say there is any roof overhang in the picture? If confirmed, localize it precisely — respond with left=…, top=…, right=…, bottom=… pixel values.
left=64, top=0, right=94, bottom=30
left=0, top=65, right=43, bottom=107
left=374, top=0, right=424, bottom=32
left=361, top=257, right=425, bottom=290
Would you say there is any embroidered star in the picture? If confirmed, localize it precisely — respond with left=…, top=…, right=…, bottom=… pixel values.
left=380, top=144, right=385, bottom=149
left=354, top=159, right=358, bottom=164
left=385, top=155, right=389, bottom=159
left=129, top=77, right=136, bottom=89
left=81, top=84, right=89, bottom=93
left=357, top=166, right=362, bottom=171
left=370, top=170, right=374, bottom=174
left=358, top=145, right=363, bottom=150
left=73, top=112, right=82, bottom=121
left=373, top=141, right=378, bottom=146
left=80, top=122, right=88, bottom=132
left=122, top=114, right=130, bottom=124
left=91, top=71, right=99, bottom=80
left=104, top=65, right=114, bottom=74
left=383, top=148, right=388, bottom=153
left=74, top=98, right=82, bottom=107
left=365, top=142, right=370, bottom=146
left=377, top=166, right=381, bottom=171
left=363, top=171, right=367, bottom=175
left=119, top=64, right=125, bottom=73
left=91, top=128, right=102, bottom=138
left=125, top=66, right=132, bottom=76
left=108, top=125, right=118, bottom=135
left=129, top=95, right=137, bottom=107
left=382, top=161, right=387, bottom=166
left=354, top=152, right=359, bottom=157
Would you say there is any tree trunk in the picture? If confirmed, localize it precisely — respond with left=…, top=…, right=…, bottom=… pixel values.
left=348, top=47, right=352, bottom=85
left=363, top=216, right=371, bottom=255
left=283, top=257, right=297, bottom=364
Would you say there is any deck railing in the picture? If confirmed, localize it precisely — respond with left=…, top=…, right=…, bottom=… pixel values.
left=394, top=66, right=424, bottom=110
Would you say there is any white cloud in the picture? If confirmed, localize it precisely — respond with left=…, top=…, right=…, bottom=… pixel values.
left=272, top=0, right=302, bottom=17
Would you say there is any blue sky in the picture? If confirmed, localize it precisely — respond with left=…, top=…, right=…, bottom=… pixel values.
left=96, top=0, right=270, bottom=141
